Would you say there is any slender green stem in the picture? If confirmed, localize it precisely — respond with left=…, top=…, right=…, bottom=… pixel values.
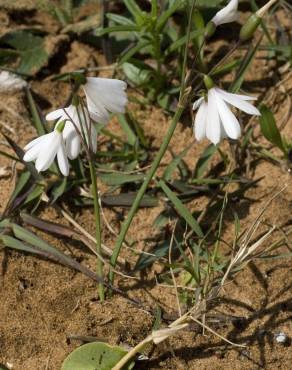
left=89, top=156, right=104, bottom=301
left=109, top=106, right=184, bottom=282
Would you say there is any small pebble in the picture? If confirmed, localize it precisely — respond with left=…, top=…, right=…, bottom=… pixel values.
left=275, top=332, right=288, bottom=344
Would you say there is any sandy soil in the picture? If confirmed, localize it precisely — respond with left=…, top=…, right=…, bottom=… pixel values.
left=0, top=2, right=291, bottom=370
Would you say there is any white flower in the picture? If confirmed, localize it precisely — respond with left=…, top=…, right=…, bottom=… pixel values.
left=0, top=71, right=27, bottom=92
left=193, top=87, right=260, bottom=145
left=46, top=104, right=97, bottom=158
left=83, top=77, right=127, bottom=124
left=23, top=130, right=69, bottom=176
left=211, top=0, right=239, bottom=26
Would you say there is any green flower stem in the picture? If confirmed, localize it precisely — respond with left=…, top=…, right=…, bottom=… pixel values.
left=109, top=105, right=185, bottom=283
left=109, top=0, right=196, bottom=285
left=89, top=157, right=104, bottom=302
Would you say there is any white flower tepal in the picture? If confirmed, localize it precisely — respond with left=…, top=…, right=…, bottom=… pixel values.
left=211, top=0, right=239, bottom=26
left=193, top=87, right=260, bottom=145
left=46, top=104, right=97, bottom=158
left=23, top=130, right=69, bottom=176
left=83, top=77, right=128, bottom=124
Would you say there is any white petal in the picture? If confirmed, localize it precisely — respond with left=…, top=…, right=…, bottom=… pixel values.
left=46, top=109, right=65, bottom=121
left=211, top=0, right=238, bottom=26
left=85, top=91, right=109, bottom=124
left=24, top=135, right=44, bottom=151
left=23, top=142, right=42, bottom=162
left=206, top=89, right=221, bottom=145
left=35, top=132, right=60, bottom=172
left=65, top=131, right=81, bottom=160
left=86, top=77, right=127, bottom=91
left=194, top=101, right=207, bottom=141
left=215, top=87, right=257, bottom=101
left=215, top=93, right=241, bottom=140
left=83, top=77, right=128, bottom=123
left=217, top=89, right=261, bottom=115
left=193, top=97, right=204, bottom=111
left=57, top=143, right=69, bottom=176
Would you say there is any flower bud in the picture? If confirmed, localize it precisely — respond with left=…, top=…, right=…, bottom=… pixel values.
left=240, top=0, right=278, bottom=41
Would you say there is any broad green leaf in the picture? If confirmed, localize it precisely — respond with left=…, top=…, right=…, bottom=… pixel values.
left=61, top=342, right=134, bottom=370
left=259, top=104, right=285, bottom=154
left=159, top=180, right=203, bottom=238
left=0, top=30, right=48, bottom=75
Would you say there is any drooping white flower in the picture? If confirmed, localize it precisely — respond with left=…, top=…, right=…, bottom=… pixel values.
left=23, top=129, right=69, bottom=176
left=0, top=71, right=27, bottom=92
left=46, top=104, right=97, bottom=158
left=193, top=87, right=260, bottom=145
left=211, top=0, right=239, bottom=27
left=83, top=77, right=128, bottom=124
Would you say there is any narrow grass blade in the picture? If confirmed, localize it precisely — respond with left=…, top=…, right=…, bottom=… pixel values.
left=159, top=180, right=203, bottom=238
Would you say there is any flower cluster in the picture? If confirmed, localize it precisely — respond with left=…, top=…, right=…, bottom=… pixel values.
left=24, top=78, right=127, bottom=176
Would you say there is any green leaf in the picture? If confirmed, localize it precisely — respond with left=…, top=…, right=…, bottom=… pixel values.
left=26, top=87, right=47, bottom=135
left=196, top=0, right=224, bottom=7
left=99, top=172, right=144, bottom=186
left=8, top=171, right=31, bottom=204
left=122, top=62, right=152, bottom=85
left=23, top=184, right=44, bottom=205
left=119, top=40, right=150, bottom=65
left=96, top=25, right=139, bottom=37
left=259, top=104, right=286, bottom=154
left=166, top=29, right=203, bottom=54
left=0, top=30, right=48, bottom=75
left=50, top=178, right=67, bottom=203
left=106, top=13, right=136, bottom=26
left=229, top=37, right=262, bottom=93
left=61, top=342, right=134, bottom=370
left=163, top=144, right=192, bottom=181
left=118, top=114, right=137, bottom=146
left=159, top=180, right=203, bottom=238
left=102, top=193, right=157, bottom=208
left=124, top=0, right=144, bottom=24
left=156, top=0, right=186, bottom=32
left=194, top=144, right=217, bottom=179
left=62, top=14, right=100, bottom=34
